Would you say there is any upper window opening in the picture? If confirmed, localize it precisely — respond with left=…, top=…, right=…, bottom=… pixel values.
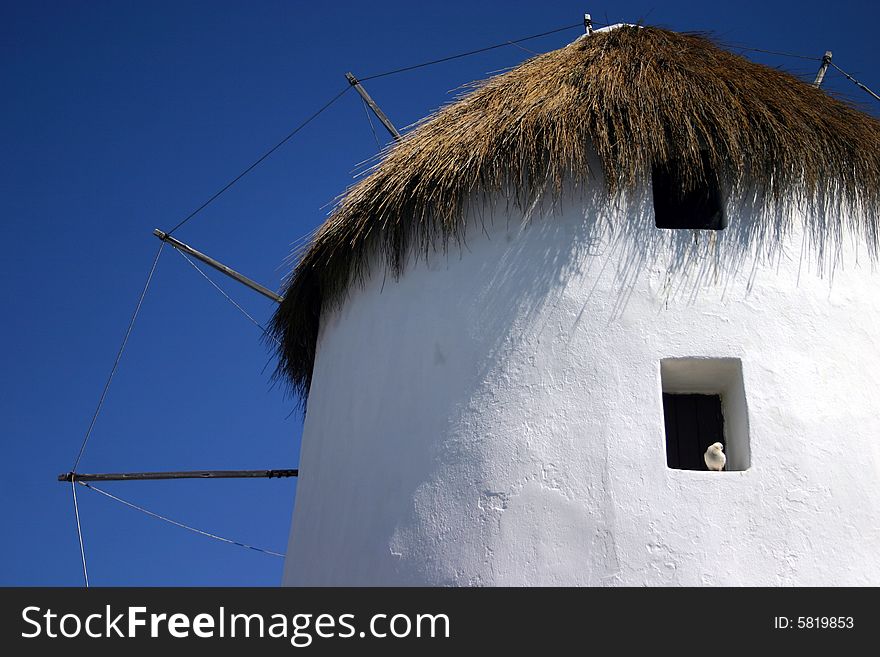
left=652, top=151, right=726, bottom=230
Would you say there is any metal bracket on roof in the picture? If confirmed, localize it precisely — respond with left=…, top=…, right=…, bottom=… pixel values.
left=584, top=13, right=593, bottom=35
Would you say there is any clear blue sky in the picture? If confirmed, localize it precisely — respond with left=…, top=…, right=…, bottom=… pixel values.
left=2, top=0, right=877, bottom=586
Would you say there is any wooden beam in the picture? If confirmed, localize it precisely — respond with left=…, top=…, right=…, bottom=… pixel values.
left=59, top=469, right=298, bottom=483
left=153, top=229, right=283, bottom=303
left=345, top=72, right=402, bottom=142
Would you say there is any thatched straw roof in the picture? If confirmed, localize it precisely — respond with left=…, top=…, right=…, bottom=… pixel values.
left=270, top=26, right=880, bottom=399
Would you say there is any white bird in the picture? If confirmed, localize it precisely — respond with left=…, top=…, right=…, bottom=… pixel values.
left=704, top=442, right=726, bottom=471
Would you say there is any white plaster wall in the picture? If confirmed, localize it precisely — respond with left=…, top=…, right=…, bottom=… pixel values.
left=283, top=183, right=880, bottom=586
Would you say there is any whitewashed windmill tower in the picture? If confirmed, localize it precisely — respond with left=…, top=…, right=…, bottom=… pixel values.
left=272, top=26, right=880, bottom=585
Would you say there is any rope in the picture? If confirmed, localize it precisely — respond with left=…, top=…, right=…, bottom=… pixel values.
left=506, top=41, right=540, bottom=56
left=828, top=61, right=880, bottom=103
left=360, top=95, right=383, bottom=150
left=165, top=86, right=351, bottom=236
left=358, top=22, right=588, bottom=81
left=174, top=248, right=280, bottom=345
left=719, top=42, right=821, bottom=61
left=71, top=480, right=89, bottom=587
left=72, top=242, right=165, bottom=471
left=80, top=482, right=284, bottom=558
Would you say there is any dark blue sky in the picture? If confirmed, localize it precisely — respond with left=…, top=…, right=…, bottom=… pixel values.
left=2, top=1, right=877, bottom=586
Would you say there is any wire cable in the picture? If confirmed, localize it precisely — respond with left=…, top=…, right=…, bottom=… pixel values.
left=719, top=42, right=821, bottom=61
left=174, top=248, right=280, bottom=345
left=828, top=61, right=880, bottom=103
left=71, top=480, right=89, bottom=587
left=358, top=22, right=589, bottom=81
left=360, top=96, right=383, bottom=151
left=80, top=482, right=284, bottom=558
left=72, top=242, right=165, bottom=471
left=165, top=85, right=352, bottom=236
left=506, top=41, right=540, bottom=56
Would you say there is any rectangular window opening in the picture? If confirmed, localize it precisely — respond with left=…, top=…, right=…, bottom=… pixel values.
left=660, top=358, right=749, bottom=472
left=663, top=393, right=724, bottom=471
left=652, top=151, right=726, bottom=230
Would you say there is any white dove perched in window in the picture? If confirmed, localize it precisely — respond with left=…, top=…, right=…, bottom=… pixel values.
left=704, top=442, right=726, bottom=471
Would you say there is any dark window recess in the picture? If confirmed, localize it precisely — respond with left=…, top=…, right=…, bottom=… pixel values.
left=663, top=393, right=725, bottom=470
left=652, top=152, right=725, bottom=230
